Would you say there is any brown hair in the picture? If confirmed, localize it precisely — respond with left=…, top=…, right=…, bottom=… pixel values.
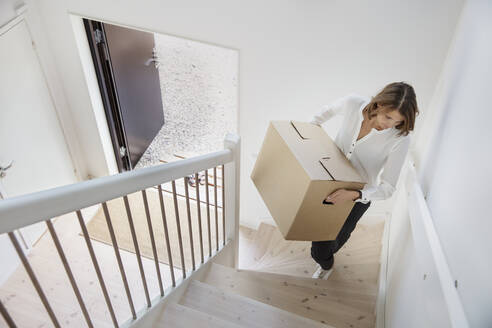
left=363, top=82, right=419, bottom=137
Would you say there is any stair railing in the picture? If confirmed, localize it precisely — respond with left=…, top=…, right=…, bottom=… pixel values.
left=0, top=133, right=240, bottom=328
left=404, top=159, right=469, bottom=328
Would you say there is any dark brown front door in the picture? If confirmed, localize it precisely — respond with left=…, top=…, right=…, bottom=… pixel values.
left=84, top=20, right=165, bottom=171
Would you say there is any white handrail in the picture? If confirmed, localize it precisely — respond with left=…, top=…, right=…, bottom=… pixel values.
left=406, top=160, right=469, bottom=328
left=0, top=149, right=232, bottom=234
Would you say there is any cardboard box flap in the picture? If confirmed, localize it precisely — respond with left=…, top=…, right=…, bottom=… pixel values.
left=319, top=157, right=365, bottom=183
left=290, top=121, right=323, bottom=140
left=271, top=121, right=365, bottom=183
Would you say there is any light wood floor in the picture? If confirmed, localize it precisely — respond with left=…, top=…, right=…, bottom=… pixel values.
left=0, top=207, right=181, bottom=328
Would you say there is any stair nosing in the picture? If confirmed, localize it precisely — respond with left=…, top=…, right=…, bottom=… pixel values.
left=159, top=302, right=246, bottom=328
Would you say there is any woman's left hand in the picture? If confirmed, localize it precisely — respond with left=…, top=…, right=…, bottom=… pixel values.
left=325, top=189, right=359, bottom=204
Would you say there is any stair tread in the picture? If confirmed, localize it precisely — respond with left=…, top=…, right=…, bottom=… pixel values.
left=259, top=249, right=381, bottom=267
left=239, top=225, right=257, bottom=241
left=257, top=261, right=380, bottom=284
left=202, top=263, right=376, bottom=328
left=250, top=223, right=284, bottom=262
left=181, top=279, right=331, bottom=328
left=256, top=242, right=381, bottom=269
left=245, top=223, right=383, bottom=271
left=155, top=303, right=244, bottom=328
left=210, top=262, right=377, bottom=297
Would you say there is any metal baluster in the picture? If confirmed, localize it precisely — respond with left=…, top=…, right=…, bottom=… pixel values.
left=77, top=210, right=119, bottom=328
left=172, top=181, right=187, bottom=279
left=221, top=165, right=226, bottom=246
left=8, top=231, right=61, bottom=328
left=45, top=220, right=94, bottom=327
left=214, top=167, right=219, bottom=252
left=183, top=178, right=195, bottom=271
left=0, top=299, right=16, bottom=328
left=205, top=170, right=212, bottom=258
left=101, top=202, right=137, bottom=318
left=122, top=196, right=151, bottom=308
left=158, top=185, right=176, bottom=287
left=141, top=190, right=164, bottom=297
left=195, top=173, right=204, bottom=263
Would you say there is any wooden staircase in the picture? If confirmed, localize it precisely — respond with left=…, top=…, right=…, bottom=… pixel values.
left=152, top=222, right=384, bottom=328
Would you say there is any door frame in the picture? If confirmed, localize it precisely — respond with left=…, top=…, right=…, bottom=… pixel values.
left=83, top=19, right=132, bottom=172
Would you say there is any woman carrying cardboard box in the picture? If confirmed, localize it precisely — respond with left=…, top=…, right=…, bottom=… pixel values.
left=310, top=82, right=419, bottom=279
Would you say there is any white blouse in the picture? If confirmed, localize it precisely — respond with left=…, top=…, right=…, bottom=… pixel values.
left=310, top=94, right=411, bottom=203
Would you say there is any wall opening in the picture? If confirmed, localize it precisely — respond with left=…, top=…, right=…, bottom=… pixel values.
left=136, top=33, right=239, bottom=168
left=79, top=17, right=238, bottom=172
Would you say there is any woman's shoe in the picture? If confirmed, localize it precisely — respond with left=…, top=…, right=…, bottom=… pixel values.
left=312, top=264, right=333, bottom=280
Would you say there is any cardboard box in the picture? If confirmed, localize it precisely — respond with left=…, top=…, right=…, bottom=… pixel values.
left=251, top=121, right=366, bottom=241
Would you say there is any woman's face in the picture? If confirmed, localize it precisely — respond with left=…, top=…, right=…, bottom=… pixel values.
left=373, top=107, right=405, bottom=131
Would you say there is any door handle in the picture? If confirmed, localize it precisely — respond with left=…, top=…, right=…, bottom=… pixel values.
left=0, top=160, right=13, bottom=178
left=144, top=58, right=161, bottom=68
left=145, top=47, right=161, bottom=68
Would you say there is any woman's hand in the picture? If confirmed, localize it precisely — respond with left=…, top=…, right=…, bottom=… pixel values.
left=325, top=189, right=360, bottom=204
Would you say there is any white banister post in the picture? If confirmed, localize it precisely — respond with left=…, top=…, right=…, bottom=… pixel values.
left=224, top=133, right=241, bottom=269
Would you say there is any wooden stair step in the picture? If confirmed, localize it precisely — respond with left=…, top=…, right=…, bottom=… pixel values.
left=207, top=263, right=377, bottom=303
left=202, top=263, right=376, bottom=328
left=180, top=280, right=330, bottom=328
left=217, top=269, right=376, bottom=315
left=255, top=245, right=381, bottom=274
left=253, top=241, right=310, bottom=268
left=232, top=264, right=378, bottom=298
left=247, top=223, right=383, bottom=270
left=331, top=251, right=381, bottom=265
left=154, top=303, right=244, bottom=328
left=348, top=224, right=384, bottom=241
left=250, top=223, right=284, bottom=262
left=256, top=241, right=381, bottom=269
left=339, top=240, right=382, bottom=252
left=258, top=261, right=380, bottom=285
left=238, top=234, right=260, bottom=269
left=239, top=225, right=257, bottom=241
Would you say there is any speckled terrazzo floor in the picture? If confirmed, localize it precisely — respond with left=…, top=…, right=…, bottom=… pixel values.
left=135, top=33, right=238, bottom=169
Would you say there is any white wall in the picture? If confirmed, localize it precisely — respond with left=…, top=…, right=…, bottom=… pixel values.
left=386, top=0, right=492, bottom=326
left=31, top=0, right=464, bottom=228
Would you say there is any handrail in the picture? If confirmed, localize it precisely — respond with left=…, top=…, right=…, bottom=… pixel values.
left=0, top=134, right=241, bottom=328
left=405, top=160, right=469, bottom=328
left=0, top=149, right=232, bottom=234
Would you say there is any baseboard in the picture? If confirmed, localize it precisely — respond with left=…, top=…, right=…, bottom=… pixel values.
left=375, top=212, right=391, bottom=328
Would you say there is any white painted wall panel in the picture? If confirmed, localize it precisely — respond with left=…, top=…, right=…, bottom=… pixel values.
left=386, top=1, right=492, bottom=327
left=419, top=1, right=492, bottom=326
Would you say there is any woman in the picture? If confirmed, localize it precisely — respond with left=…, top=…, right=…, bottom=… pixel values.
left=310, top=82, right=419, bottom=279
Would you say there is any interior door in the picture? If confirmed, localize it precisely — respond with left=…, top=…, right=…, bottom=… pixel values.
left=0, top=20, right=76, bottom=248
left=84, top=20, right=165, bottom=170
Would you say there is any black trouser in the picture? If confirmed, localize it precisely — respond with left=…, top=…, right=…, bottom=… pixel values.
left=311, top=201, right=371, bottom=269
